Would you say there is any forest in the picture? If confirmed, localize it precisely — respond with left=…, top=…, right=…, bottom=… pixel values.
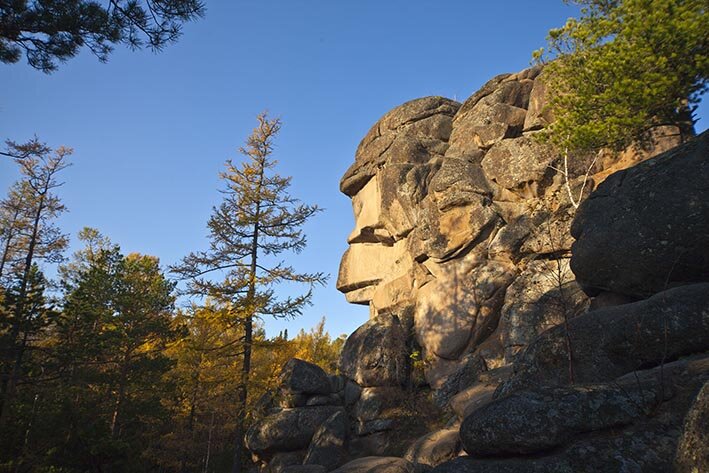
left=0, top=131, right=341, bottom=471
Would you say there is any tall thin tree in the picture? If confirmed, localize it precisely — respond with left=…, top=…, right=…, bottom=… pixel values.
left=0, top=138, right=70, bottom=425
left=171, top=113, right=326, bottom=473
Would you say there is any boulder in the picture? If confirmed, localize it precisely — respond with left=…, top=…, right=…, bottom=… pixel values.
left=280, top=358, right=332, bottom=395
left=340, top=97, right=459, bottom=196
left=431, top=430, right=677, bottom=473
left=404, top=429, right=460, bottom=467
left=414, top=189, right=499, bottom=262
left=571, top=130, right=709, bottom=298
left=499, top=283, right=709, bottom=394
left=353, top=387, right=405, bottom=422
left=481, top=135, right=555, bottom=192
left=356, top=418, right=397, bottom=436
left=265, top=451, right=307, bottom=473
left=449, top=382, right=497, bottom=419
left=496, top=259, right=587, bottom=362
left=332, top=457, right=416, bottom=473
left=304, top=410, right=348, bottom=470
left=438, top=356, right=709, bottom=473
left=518, top=206, right=577, bottom=257
left=306, top=394, right=341, bottom=406
left=340, top=314, right=409, bottom=387
left=431, top=354, right=487, bottom=407
left=453, top=74, right=512, bottom=122
left=415, top=256, right=515, bottom=361
left=279, top=392, right=310, bottom=409
left=487, top=215, right=533, bottom=262
left=460, top=379, right=665, bottom=456
left=522, top=75, right=552, bottom=132
left=448, top=83, right=529, bottom=152
left=245, top=406, right=344, bottom=456
left=344, top=380, right=362, bottom=406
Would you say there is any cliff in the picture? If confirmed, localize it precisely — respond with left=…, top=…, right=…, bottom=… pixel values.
left=244, top=66, right=709, bottom=473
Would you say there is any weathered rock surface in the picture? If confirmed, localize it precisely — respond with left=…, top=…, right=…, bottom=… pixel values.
left=280, top=358, right=333, bottom=395
left=439, top=355, right=709, bottom=472
left=461, top=379, right=665, bottom=456
left=481, top=135, right=555, bottom=192
left=675, top=380, right=709, bottom=472
left=283, top=466, right=327, bottom=473
left=449, top=382, right=496, bottom=420
left=332, top=457, right=415, bottom=473
left=265, top=451, right=307, bottom=473
left=431, top=355, right=488, bottom=407
left=496, top=259, right=587, bottom=362
left=245, top=406, right=344, bottom=457
left=353, top=387, right=404, bottom=422
left=340, top=314, right=408, bottom=387
left=404, top=429, right=460, bottom=467
left=340, top=97, right=459, bottom=197
left=571, top=130, right=709, bottom=298
left=304, top=410, right=348, bottom=470
left=432, top=431, right=677, bottom=473
left=499, top=283, right=709, bottom=394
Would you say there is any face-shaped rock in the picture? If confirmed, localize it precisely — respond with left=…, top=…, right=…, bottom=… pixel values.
left=337, top=95, right=519, bottom=372
left=336, top=96, right=507, bottom=314
left=337, top=66, right=596, bottom=383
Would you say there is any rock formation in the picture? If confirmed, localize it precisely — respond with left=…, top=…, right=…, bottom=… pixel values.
left=244, top=65, right=708, bottom=472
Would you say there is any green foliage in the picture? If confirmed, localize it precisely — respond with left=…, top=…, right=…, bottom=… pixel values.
left=536, top=0, right=708, bottom=153
left=0, top=0, right=205, bottom=72
left=0, top=230, right=180, bottom=472
left=0, top=124, right=329, bottom=471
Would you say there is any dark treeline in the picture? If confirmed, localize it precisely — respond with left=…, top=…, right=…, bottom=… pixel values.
left=0, top=136, right=338, bottom=473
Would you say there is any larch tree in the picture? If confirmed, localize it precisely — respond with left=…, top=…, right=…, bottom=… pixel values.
left=171, top=112, right=327, bottom=473
left=0, top=138, right=70, bottom=426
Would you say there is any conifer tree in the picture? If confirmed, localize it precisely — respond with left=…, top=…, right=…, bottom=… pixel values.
left=49, top=230, right=178, bottom=471
left=172, top=112, right=326, bottom=473
left=0, top=0, right=206, bottom=73
left=0, top=139, right=70, bottom=425
left=534, top=0, right=708, bottom=153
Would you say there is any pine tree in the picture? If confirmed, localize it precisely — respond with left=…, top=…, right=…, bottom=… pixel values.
left=48, top=230, right=178, bottom=471
left=0, top=0, right=205, bottom=73
left=534, top=0, right=708, bottom=153
left=171, top=112, right=327, bottom=473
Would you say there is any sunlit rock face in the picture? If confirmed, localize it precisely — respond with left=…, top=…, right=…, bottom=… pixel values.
left=245, top=66, right=698, bottom=473
left=336, top=65, right=682, bottom=390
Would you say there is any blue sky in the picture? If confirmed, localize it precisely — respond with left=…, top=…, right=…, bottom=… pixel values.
left=1, top=1, right=707, bottom=338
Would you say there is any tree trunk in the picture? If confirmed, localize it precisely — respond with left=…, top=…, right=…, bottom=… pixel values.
left=231, top=160, right=263, bottom=473
left=0, top=191, right=45, bottom=425
left=110, top=352, right=131, bottom=439
left=181, top=366, right=202, bottom=473
left=0, top=206, right=23, bottom=280
left=204, top=411, right=215, bottom=473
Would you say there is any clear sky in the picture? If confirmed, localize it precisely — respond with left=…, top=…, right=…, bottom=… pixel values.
left=1, top=1, right=707, bottom=339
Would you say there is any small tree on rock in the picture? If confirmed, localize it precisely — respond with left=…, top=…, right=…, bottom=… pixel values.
left=534, top=0, right=708, bottom=154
